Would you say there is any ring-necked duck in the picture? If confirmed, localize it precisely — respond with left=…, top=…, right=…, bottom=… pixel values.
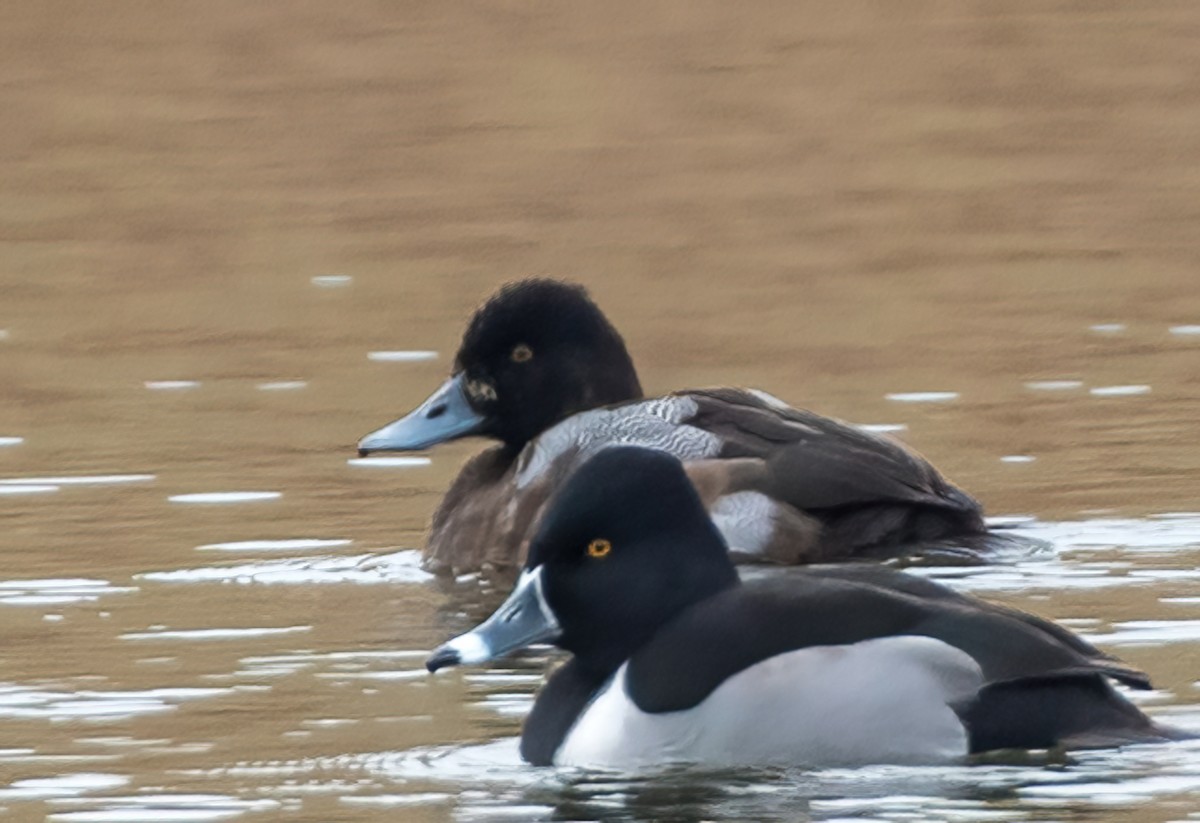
left=359, top=279, right=989, bottom=573
left=427, top=447, right=1185, bottom=769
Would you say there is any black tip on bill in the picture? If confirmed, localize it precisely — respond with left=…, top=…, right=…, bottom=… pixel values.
left=357, top=447, right=370, bottom=458
left=426, top=647, right=461, bottom=673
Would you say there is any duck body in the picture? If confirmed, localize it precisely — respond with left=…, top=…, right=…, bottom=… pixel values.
left=358, top=279, right=989, bottom=574
left=548, top=636, right=976, bottom=768
left=524, top=569, right=1162, bottom=768
left=427, top=447, right=1186, bottom=770
left=424, top=388, right=984, bottom=573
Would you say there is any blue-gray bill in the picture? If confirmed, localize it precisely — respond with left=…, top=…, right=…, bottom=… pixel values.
left=426, top=567, right=560, bottom=672
left=357, top=373, right=484, bottom=455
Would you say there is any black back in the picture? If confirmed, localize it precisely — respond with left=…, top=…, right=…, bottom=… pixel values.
left=625, top=571, right=1149, bottom=714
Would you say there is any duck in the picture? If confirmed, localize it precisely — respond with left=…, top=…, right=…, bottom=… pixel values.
left=426, top=446, right=1186, bottom=769
left=358, top=278, right=989, bottom=574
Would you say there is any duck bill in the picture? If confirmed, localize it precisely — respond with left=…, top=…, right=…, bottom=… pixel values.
left=427, top=567, right=560, bottom=672
left=357, top=373, right=485, bottom=454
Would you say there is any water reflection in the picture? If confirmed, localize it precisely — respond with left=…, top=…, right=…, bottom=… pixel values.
left=167, top=492, right=282, bottom=504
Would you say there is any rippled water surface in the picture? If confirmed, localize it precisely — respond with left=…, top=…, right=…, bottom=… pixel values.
left=4, top=3, right=1200, bottom=821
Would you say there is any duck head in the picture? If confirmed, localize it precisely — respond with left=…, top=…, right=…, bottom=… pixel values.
left=358, top=280, right=643, bottom=455
left=427, top=446, right=738, bottom=675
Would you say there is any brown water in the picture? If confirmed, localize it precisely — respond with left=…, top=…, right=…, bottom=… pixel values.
left=3, top=3, right=1200, bottom=821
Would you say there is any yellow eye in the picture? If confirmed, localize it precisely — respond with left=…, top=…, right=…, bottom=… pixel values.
left=587, top=538, right=612, bottom=559
left=511, top=343, right=533, bottom=363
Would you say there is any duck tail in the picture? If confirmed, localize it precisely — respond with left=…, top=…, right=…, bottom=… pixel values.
left=959, top=674, right=1194, bottom=754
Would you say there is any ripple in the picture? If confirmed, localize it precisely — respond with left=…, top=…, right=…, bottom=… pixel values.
left=858, top=424, right=908, bottom=434
left=0, top=474, right=154, bottom=486
left=1090, top=385, right=1151, bottom=396
left=346, top=456, right=431, bottom=468
left=367, top=350, right=438, bottom=362
left=340, top=793, right=453, bottom=807
left=47, top=795, right=280, bottom=822
left=885, top=392, right=959, bottom=403
left=1083, top=620, right=1200, bottom=647
left=1000, top=455, right=1036, bottom=464
left=236, top=649, right=428, bottom=680
left=255, top=381, right=307, bottom=391
left=0, top=578, right=137, bottom=607
left=0, top=484, right=59, bottom=495
left=311, top=274, right=353, bottom=287
left=168, top=731, right=1200, bottom=823
left=169, top=492, right=281, bottom=504
left=197, top=539, right=352, bottom=552
left=363, top=738, right=527, bottom=783
left=1014, top=515, right=1200, bottom=551
left=0, top=436, right=24, bottom=446
left=1024, top=380, right=1083, bottom=391
left=137, top=550, right=432, bottom=586
left=889, top=514, right=1200, bottom=593
left=144, top=381, right=200, bottom=391
left=1090, top=323, right=1126, bottom=333
left=1169, top=325, right=1200, bottom=336
left=0, top=773, right=128, bottom=802
left=985, top=515, right=1036, bottom=527
left=0, top=684, right=231, bottom=721
left=121, top=626, right=311, bottom=642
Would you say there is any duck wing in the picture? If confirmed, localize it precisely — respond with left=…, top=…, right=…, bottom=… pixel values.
left=626, top=570, right=1153, bottom=723
left=680, top=388, right=976, bottom=511
left=677, top=388, right=986, bottom=556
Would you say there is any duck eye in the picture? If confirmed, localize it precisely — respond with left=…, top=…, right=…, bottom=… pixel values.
left=586, top=538, right=612, bottom=559
left=511, top=343, right=534, bottom=363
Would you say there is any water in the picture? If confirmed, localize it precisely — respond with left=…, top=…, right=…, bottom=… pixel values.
left=4, top=3, right=1200, bottom=821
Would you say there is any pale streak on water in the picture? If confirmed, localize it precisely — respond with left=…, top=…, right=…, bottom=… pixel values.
left=4, top=3, right=1200, bottom=821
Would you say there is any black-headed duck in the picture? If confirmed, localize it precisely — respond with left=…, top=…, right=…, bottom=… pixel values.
left=427, top=447, right=1185, bottom=768
left=359, top=279, right=988, bottom=573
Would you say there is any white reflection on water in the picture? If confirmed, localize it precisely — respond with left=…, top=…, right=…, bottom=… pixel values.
left=0, top=578, right=137, bottom=607
left=144, top=381, right=200, bottom=391
left=256, top=381, right=307, bottom=391
left=885, top=392, right=959, bottom=403
left=0, top=484, right=59, bottom=495
left=871, top=512, right=1200, bottom=594
left=0, top=773, right=128, bottom=802
left=1090, top=385, right=1151, bottom=396
left=22, top=514, right=1195, bottom=822
left=1083, top=620, right=1200, bottom=646
left=0, top=474, right=154, bottom=486
left=1025, top=380, right=1083, bottom=391
left=311, top=274, right=353, bottom=287
left=346, top=456, right=432, bottom=468
left=235, top=731, right=1200, bottom=823
left=121, top=626, right=311, bottom=642
left=0, top=684, right=232, bottom=722
left=196, top=539, right=352, bottom=552
left=367, top=350, right=439, bottom=362
left=168, top=492, right=282, bottom=504
left=138, top=549, right=431, bottom=586
left=47, top=794, right=281, bottom=822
